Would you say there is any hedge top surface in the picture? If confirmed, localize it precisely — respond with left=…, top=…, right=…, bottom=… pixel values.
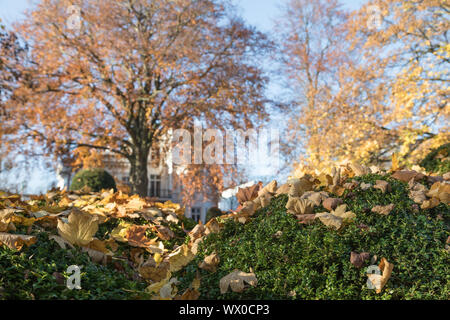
left=70, top=168, right=117, bottom=192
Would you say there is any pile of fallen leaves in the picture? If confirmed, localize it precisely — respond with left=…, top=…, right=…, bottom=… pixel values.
left=175, top=162, right=449, bottom=299
left=1, top=161, right=449, bottom=300
left=0, top=189, right=201, bottom=299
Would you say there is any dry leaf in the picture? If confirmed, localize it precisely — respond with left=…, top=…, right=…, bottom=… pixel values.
left=275, top=183, right=290, bottom=196
left=258, top=180, right=277, bottom=197
left=0, top=208, right=15, bottom=232
left=198, top=252, right=220, bottom=273
left=348, top=163, right=370, bottom=176
left=205, top=218, right=221, bottom=235
left=316, top=204, right=355, bottom=230
left=57, top=210, right=99, bottom=246
left=49, top=234, right=75, bottom=250
left=139, top=256, right=171, bottom=282
left=371, top=204, right=395, bottom=215
left=168, top=244, right=194, bottom=272
left=154, top=225, right=175, bottom=241
left=295, top=214, right=316, bottom=225
left=374, top=180, right=391, bottom=194
left=350, top=251, right=370, bottom=268
left=0, top=232, right=37, bottom=251
left=285, top=196, right=315, bottom=215
left=236, top=183, right=262, bottom=205
left=189, top=222, right=205, bottom=241
left=367, top=257, right=394, bottom=293
left=426, top=182, right=450, bottom=205
left=219, top=269, right=257, bottom=294
left=360, top=182, right=372, bottom=190
left=315, top=212, right=343, bottom=230
left=322, top=198, right=343, bottom=211
left=300, top=191, right=329, bottom=206
left=287, top=178, right=313, bottom=197
left=391, top=170, right=425, bottom=183
left=127, top=225, right=155, bottom=247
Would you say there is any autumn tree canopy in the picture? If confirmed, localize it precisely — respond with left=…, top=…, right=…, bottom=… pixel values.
left=3, top=0, right=271, bottom=196
left=280, top=0, right=449, bottom=172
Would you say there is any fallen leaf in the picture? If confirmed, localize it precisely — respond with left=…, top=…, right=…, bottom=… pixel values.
left=348, top=163, right=370, bottom=176
left=300, top=191, right=329, bottom=206
left=236, top=183, right=262, bottom=205
left=139, top=256, right=171, bottom=282
left=322, top=198, right=343, bottom=211
left=111, top=220, right=133, bottom=242
left=0, top=232, right=37, bottom=251
left=275, top=183, right=290, bottom=196
left=287, top=178, right=313, bottom=197
left=350, top=251, right=370, bottom=268
left=198, top=252, right=220, bottom=273
left=0, top=209, right=15, bottom=232
left=258, top=180, right=277, bottom=197
left=219, top=269, right=257, bottom=294
left=57, top=210, right=99, bottom=246
left=426, top=182, right=450, bottom=204
left=49, top=234, right=75, bottom=250
left=373, top=180, right=391, bottom=194
left=371, top=204, right=395, bottom=215
left=367, top=257, right=394, bottom=293
left=127, top=225, right=155, bottom=247
left=189, top=222, right=205, bottom=241
left=285, top=196, right=315, bottom=215
left=391, top=170, right=425, bottom=183
left=168, top=244, right=194, bottom=272
left=154, top=225, right=175, bottom=241
left=316, top=204, right=355, bottom=230
left=295, top=214, right=316, bottom=225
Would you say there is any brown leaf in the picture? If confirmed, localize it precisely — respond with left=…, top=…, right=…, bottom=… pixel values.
left=300, top=191, right=329, bottom=206
left=350, top=251, right=370, bottom=268
left=275, top=183, right=290, bottom=196
left=219, top=269, right=257, bottom=294
left=126, top=225, right=155, bottom=247
left=0, top=232, right=37, bottom=251
left=285, top=196, right=315, bottom=215
left=391, top=170, right=425, bottom=183
left=189, top=221, right=205, bottom=241
left=168, top=244, right=194, bottom=272
left=236, top=183, right=262, bottom=205
left=373, top=180, right=391, bottom=194
left=371, top=204, right=395, bottom=215
left=177, top=288, right=200, bottom=300
left=322, top=198, right=343, bottom=211
left=295, top=214, right=316, bottom=225
left=139, top=257, right=170, bottom=282
left=154, top=225, right=175, bottom=241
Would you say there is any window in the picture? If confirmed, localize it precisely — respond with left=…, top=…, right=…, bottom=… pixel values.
left=149, top=175, right=161, bottom=197
left=191, top=207, right=201, bottom=222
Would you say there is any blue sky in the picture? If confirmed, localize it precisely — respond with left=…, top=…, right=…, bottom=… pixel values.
left=0, top=0, right=368, bottom=194
left=1, top=0, right=367, bottom=28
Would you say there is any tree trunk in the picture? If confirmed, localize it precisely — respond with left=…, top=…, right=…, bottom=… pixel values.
left=129, top=149, right=149, bottom=197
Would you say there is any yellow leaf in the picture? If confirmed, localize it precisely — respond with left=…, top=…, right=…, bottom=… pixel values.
left=57, top=210, right=99, bottom=246
left=168, top=244, right=194, bottom=272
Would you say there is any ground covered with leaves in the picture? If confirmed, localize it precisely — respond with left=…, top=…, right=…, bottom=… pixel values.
left=1, top=163, right=449, bottom=300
